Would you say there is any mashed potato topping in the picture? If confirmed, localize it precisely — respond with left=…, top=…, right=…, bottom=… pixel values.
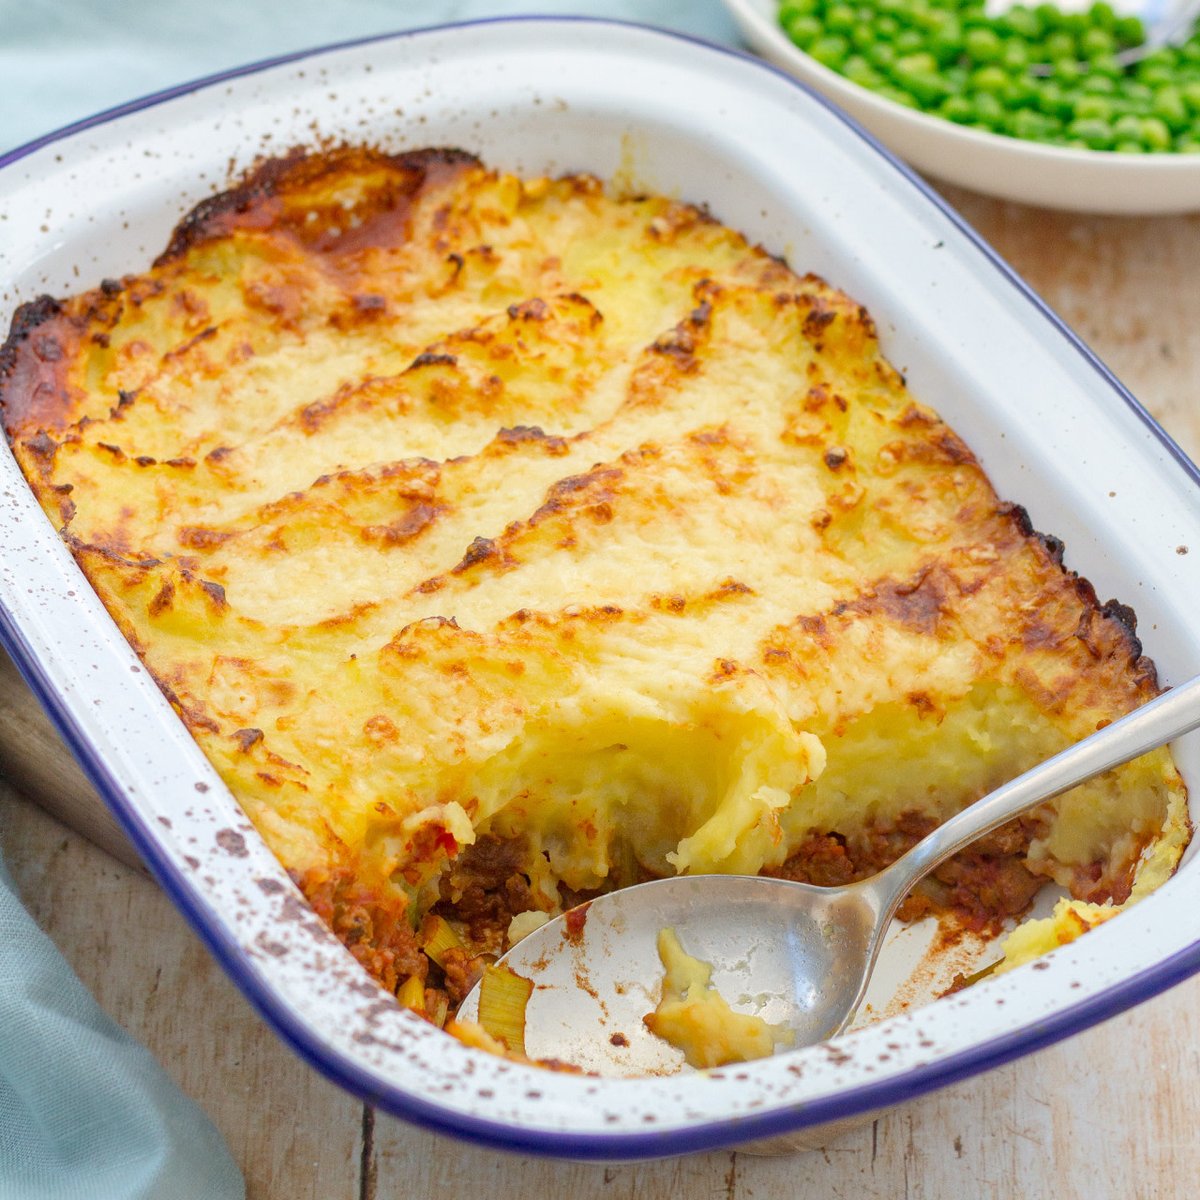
left=645, top=928, right=792, bottom=1068
left=997, top=897, right=1121, bottom=973
left=1, top=147, right=1189, bottom=1035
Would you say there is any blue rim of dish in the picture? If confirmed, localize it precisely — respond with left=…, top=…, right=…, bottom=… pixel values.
left=2, top=14, right=1200, bottom=1161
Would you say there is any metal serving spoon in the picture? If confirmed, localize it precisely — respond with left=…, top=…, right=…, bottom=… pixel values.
left=459, top=675, right=1200, bottom=1075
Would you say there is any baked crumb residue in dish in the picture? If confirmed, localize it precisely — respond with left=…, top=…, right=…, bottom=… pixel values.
left=0, top=146, right=1189, bottom=1046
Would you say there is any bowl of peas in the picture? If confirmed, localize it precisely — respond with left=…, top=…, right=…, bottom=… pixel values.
left=723, top=0, right=1200, bottom=211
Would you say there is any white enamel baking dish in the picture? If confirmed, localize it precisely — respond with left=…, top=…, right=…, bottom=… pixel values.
left=1, top=18, right=1198, bottom=1159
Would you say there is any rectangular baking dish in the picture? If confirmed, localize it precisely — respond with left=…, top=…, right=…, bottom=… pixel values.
left=1, top=17, right=1198, bottom=1159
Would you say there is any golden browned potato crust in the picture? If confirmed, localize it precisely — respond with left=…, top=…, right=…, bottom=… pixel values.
left=1, top=147, right=1189, bottom=1014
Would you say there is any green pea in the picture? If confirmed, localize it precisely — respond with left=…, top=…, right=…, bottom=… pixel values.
left=939, top=94, right=976, bottom=122
left=973, top=90, right=1006, bottom=126
left=1113, top=140, right=1145, bottom=152
left=1061, top=11, right=1088, bottom=37
left=851, top=22, right=878, bottom=51
left=970, top=64, right=1009, bottom=93
left=1009, top=108, right=1055, bottom=139
left=1087, top=1, right=1116, bottom=31
left=1001, top=40, right=1031, bottom=71
left=895, top=50, right=939, bottom=74
left=785, top=13, right=824, bottom=46
left=915, top=5, right=950, bottom=33
left=1052, top=59, right=1084, bottom=85
left=1042, top=30, right=1076, bottom=61
left=1181, top=80, right=1200, bottom=115
left=1081, top=73, right=1118, bottom=95
left=1140, top=115, right=1172, bottom=151
left=1002, top=6, right=1042, bottom=40
left=929, top=16, right=965, bottom=64
left=1074, top=94, right=1115, bottom=122
left=1112, top=112, right=1144, bottom=141
left=895, top=28, right=925, bottom=54
left=1123, top=81, right=1154, bottom=108
left=1175, top=137, right=1200, bottom=153
left=1035, top=81, right=1073, bottom=118
left=1113, top=15, right=1145, bottom=47
left=1080, top=27, right=1115, bottom=59
left=1153, top=85, right=1190, bottom=131
left=965, top=26, right=1003, bottom=63
left=1034, top=3, right=1063, bottom=31
left=876, top=15, right=901, bottom=40
left=1140, top=48, right=1178, bottom=72
left=901, top=69, right=953, bottom=105
left=844, top=55, right=883, bottom=87
left=944, top=64, right=970, bottom=90
left=1138, top=63, right=1176, bottom=88
left=779, top=0, right=820, bottom=20
left=809, top=34, right=851, bottom=67
left=1066, top=116, right=1114, bottom=148
left=825, top=5, right=858, bottom=34
left=1004, top=75, right=1040, bottom=108
left=868, top=43, right=900, bottom=71
left=1087, top=54, right=1124, bottom=79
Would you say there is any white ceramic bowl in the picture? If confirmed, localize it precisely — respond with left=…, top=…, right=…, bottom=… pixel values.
left=723, top=0, right=1200, bottom=212
left=1, top=17, right=1199, bottom=1158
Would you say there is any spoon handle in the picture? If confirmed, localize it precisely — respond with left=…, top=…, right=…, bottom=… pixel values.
left=869, top=673, right=1200, bottom=912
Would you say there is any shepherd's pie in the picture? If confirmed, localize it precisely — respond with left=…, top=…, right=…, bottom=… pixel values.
left=1, top=147, right=1189, bottom=1032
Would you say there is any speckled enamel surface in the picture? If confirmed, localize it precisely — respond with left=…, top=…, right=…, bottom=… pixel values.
left=1, top=17, right=1198, bottom=1159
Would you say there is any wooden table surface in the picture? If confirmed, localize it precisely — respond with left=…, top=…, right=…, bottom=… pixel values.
left=2, top=182, right=1199, bottom=1199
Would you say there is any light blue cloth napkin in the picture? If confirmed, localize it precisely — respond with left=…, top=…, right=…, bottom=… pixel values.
left=0, top=1, right=741, bottom=155
left=0, top=1, right=747, bottom=1194
left=0, top=853, right=244, bottom=1199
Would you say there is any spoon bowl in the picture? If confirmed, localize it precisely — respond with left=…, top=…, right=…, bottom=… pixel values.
left=457, top=875, right=885, bottom=1075
left=460, top=674, right=1200, bottom=1074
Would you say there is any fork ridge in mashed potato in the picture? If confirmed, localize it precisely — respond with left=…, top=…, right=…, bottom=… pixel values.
left=1, top=147, right=1189, bottom=1028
